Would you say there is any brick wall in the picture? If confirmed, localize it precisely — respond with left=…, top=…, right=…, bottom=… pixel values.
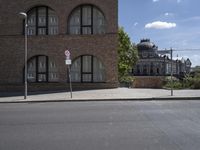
left=0, top=0, right=119, bottom=91
left=133, top=76, right=165, bottom=88
left=0, top=0, right=118, bottom=35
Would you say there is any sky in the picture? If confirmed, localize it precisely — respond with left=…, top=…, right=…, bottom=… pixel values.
left=119, top=0, right=200, bottom=67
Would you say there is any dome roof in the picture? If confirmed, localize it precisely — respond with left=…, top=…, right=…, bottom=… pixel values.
left=137, top=39, right=157, bottom=51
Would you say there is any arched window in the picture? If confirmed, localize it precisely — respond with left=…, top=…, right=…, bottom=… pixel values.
left=150, top=63, right=154, bottom=75
left=71, top=55, right=105, bottom=82
left=143, top=65, right=147, bottom=75
left=68, top=5, right=106, bottom=35
left=27, top=55, right=58, bottom=82
left=27, top=6, right=58, bottom=35
left=137, top=65, right=140, bottom=75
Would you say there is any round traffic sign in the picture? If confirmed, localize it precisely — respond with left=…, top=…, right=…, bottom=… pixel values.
left=65, top=50, right=70, bottom=57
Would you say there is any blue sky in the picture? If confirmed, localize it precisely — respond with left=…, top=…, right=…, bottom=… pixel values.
left=119, top=0, right=200, bottom=67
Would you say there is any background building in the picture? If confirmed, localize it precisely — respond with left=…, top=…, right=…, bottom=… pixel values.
left=0, top=0, right=118, bottom=91
left=132, top=39, right=192, bottom=88
left=133, top=39, right=192, bottom=76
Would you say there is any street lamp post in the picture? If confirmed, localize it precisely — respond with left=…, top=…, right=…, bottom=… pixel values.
left=19, top=12, right=28, bottom=99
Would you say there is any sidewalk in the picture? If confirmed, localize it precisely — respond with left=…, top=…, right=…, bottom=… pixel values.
left=1, top=88, right=200, bottom=103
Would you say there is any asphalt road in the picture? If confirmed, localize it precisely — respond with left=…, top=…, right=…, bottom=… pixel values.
left=1, top=100, right=200, bottom=150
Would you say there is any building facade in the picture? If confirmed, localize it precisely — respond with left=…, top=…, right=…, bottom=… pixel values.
left=133, top=39, right=191, bottom=77
left=132, top=39, right=191, bottom=88
left=0, top=0, right=118, bottom=91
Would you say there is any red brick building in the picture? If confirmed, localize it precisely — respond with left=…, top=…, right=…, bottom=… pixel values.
left=0, top=0, right=118, bottom=91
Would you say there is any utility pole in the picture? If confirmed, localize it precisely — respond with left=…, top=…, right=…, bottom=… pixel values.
left=157, top=48, right=173, bottom=96
left=170, top=48, right=173, bottom=96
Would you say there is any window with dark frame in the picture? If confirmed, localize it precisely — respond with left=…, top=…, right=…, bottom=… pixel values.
left=69, top=5, right=106, bottom=35
left=71, top=55, right=105, bottom=83
left=81, top=55, right=93, bottom=82
left=26, top=55, right=58, bottom=83
left=26, top=6, right=58, bottom=35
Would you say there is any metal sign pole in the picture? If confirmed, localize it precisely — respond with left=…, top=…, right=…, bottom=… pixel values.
left=65, top=49, right=72, bottom=99
left=68, top=65, right=73, bottom=99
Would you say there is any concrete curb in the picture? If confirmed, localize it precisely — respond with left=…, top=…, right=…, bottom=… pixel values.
left=0, top=97, right=200, bottom=104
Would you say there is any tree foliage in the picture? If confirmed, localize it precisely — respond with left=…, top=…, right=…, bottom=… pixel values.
left=164, top=73, right=200, bottom=89
left=118, top=27, right=138, bottom=82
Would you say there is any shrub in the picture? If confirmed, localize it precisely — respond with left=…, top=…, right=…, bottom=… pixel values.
left=183, top=73, right=200, bottom=89
left=119, top=76, right=135, bottom=88
left=164, top=74, right=200, bottom=89
left=190, top=77, right=200, bottom=89
left=164, top=80, right=183, bottom=89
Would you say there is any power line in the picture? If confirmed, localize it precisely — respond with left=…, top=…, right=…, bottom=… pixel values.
left=173, top=49, right=200, bottom=51
left=158, top=48, right=200, bottom=52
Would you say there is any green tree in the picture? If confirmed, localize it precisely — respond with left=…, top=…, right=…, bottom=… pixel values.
left=118, top=27, right=138, bottom=83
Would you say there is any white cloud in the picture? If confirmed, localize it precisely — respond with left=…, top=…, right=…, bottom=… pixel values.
left=145, top=21, right=176, bottom=29
left=134, top=22, right=138, bottom=26
left=164, top=12, right=174, bottom=17
left=131, top=22, right=139, bottom=29
left=152, top=0, right=159, bottom=2
left=153, top=0, right=182, bottom=3
left=177, top=0, right=182, bottom=3
left=165, top=13, right=170, bottom=16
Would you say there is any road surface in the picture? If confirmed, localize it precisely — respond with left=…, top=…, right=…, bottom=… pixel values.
left=1, top=100, right=200, bottom=150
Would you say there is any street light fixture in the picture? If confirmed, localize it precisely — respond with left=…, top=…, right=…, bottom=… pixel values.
left=19, top=12, right=28, bottom=99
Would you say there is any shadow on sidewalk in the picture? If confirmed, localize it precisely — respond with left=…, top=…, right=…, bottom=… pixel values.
left=0, top=88, right=116, bottom=98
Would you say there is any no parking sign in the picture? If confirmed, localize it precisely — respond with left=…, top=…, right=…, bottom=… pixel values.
left=65, top=50, right=71, bottom=65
